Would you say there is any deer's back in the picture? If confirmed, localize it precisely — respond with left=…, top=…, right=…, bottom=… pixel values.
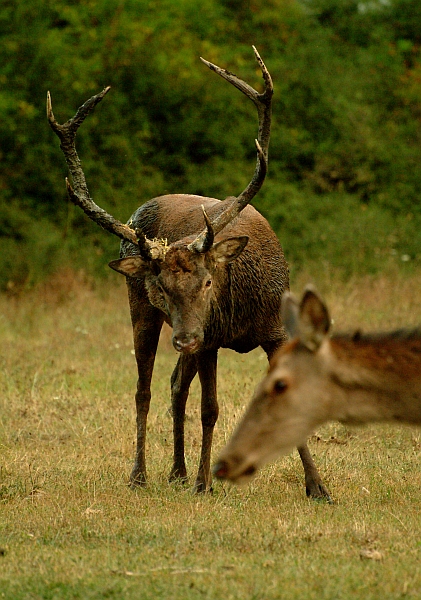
left=330, top=329, right=421, bottom=383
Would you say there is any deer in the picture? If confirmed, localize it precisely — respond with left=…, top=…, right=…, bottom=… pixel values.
left=47, top=47, right=330, bottom=499
left=213, top=286, right=421, bottom=485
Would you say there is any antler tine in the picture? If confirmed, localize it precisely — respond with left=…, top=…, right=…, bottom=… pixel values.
left=48, top=88, right=138, bottom=246
left=191, top=47, right=273, bottom=252
left=199, top=46, right=272, bottom=160
left=47, top=87, right=111, bottom=138
left=187, top=205, right=215, bottom=253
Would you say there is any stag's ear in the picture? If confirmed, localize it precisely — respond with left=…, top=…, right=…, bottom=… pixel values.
left=298, top=286, right=330, bottom=351
left=108, top=256, right=150, bottom=278
left=281, top=292, right=300, bottom=339
left=211, top=236, right=249, bottom=263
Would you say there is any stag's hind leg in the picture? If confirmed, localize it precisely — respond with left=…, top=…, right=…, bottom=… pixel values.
left=297, top=445, right=331, bottom=502
left=169, top=354, right=198, bottom=484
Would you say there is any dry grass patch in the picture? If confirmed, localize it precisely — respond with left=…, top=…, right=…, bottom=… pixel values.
left=1, top=269, right=421, bottom=599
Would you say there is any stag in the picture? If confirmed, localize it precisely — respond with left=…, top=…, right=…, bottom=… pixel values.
left=47, top=48, right=329, bottom=498
left=214, top=287, right=421, bottom=485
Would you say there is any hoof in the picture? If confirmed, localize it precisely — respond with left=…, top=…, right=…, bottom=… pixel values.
left=193, top=480, right=213, bottom=494
left=129, top=472, right=147, bottom=489
left=306, top=483, right=333, bottom=504
left=169, top=467, right=188, bottom=484
left=169, top=473, right=189, bottom=486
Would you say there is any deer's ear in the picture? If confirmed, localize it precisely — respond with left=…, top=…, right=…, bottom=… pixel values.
left=281, top=292, right=300, bottom=339
left=298, top=286, right=330, bottom=351
left=108, top=256, right=150, bottom=278
left=211, top=236, right=249, bottom=263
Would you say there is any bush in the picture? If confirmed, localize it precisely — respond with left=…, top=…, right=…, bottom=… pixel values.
left=1, top=0, right=421, bottom=289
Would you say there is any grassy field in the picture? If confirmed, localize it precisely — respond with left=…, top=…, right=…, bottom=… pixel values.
left=1, top=267, right=421, bottom=599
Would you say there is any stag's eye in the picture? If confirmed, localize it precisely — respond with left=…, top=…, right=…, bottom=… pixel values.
left=273, top=379, right=288, bottom=394
left=205, top=279, right=212, bottom=287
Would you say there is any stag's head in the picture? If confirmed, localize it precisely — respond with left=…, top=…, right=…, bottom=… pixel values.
left=109, top=212, right=249, bottom=353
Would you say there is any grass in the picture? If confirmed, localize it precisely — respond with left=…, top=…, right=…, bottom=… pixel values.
left=1, top=267, right=421, bottom=599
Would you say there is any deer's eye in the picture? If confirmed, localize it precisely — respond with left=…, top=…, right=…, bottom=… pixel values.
left=273, top=379, right=288, bottom=394
left=205, top=279, right=212, bottom=287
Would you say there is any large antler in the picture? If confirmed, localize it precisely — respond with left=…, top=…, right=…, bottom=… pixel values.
left=46, top=87, right=152, bottom=254
left=188, top=46, right=273, bottom=253
left=48, top=46, right=272, bottom=260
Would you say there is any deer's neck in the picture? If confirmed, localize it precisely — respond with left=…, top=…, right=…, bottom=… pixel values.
left=326, top=333, right=421, bottom=426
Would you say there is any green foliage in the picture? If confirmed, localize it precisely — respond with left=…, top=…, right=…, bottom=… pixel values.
left=1, top=0, right=421, bottom=289
left=259, top=178, right=421, bottom=280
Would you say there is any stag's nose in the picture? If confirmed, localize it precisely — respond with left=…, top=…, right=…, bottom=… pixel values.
left=173, top=335, right=199, bottom=354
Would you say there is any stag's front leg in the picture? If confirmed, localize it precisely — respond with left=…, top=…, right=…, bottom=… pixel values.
left=131, top=323, right=162, bottom=487
left=169, top=354, right=198, bottom=483
left=128, top=284, right=164, bottom=487
left=195, top=349, right=219, bottom=493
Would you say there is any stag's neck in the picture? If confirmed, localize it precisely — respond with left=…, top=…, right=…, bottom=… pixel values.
left=324, top=330, right=421, bottom=426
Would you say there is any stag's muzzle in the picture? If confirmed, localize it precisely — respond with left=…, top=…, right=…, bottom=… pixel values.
left=172, top=334, right=200, bottom=354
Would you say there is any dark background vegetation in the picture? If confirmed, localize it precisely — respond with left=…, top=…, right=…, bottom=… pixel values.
left=1, top=0, right=421, bottom=290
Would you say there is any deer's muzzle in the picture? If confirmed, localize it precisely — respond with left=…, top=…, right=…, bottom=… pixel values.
left=213, top=457, right=257, bottom=484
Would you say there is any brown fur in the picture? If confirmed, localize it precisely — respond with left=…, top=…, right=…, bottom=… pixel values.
left=330, top=331, right=421, bottom=380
